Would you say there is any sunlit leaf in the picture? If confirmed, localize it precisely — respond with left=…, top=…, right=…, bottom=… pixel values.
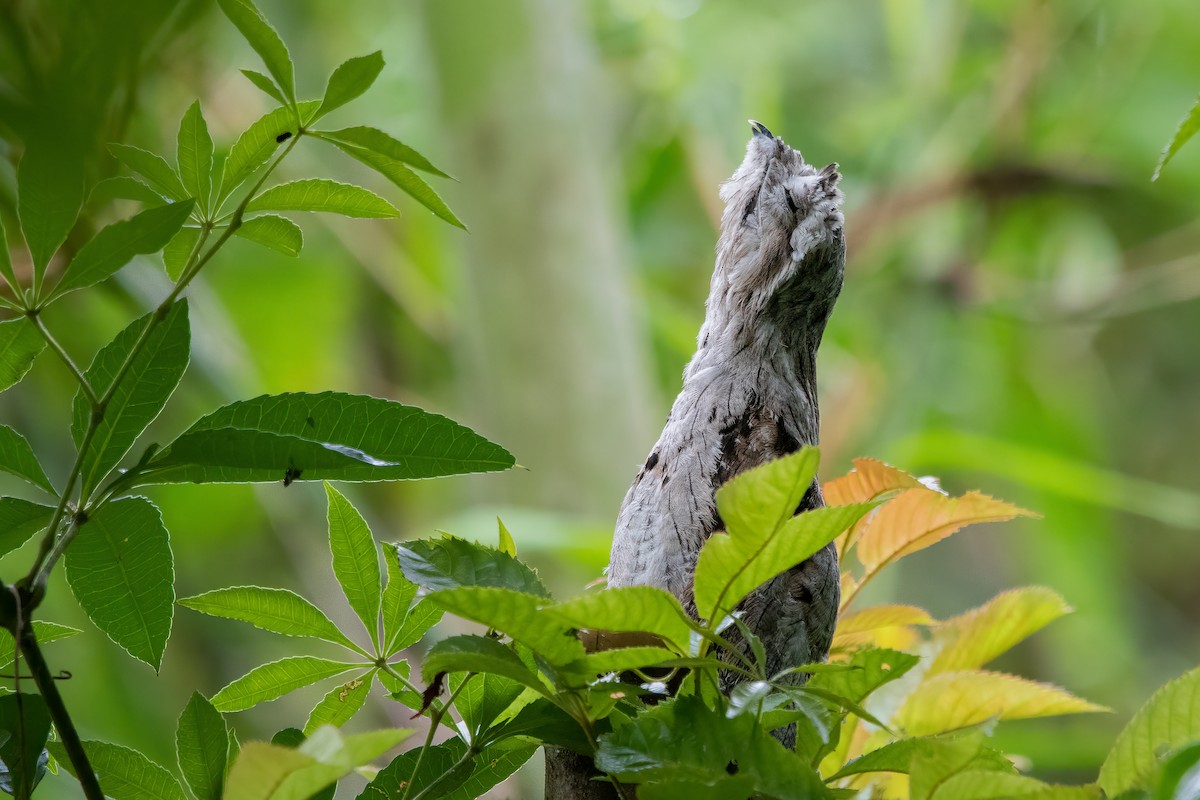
left=176, top=692, right=230, bottom=800
left=497, top=517, right=516, bottom=556
left=179, top=586, right=359, bottom=649
left=216, top=0, right=296, bottom=105
left=51, top=740, right=186, bottom=800
left=908, top=733, right=1011, bottom=800
left=177, top=101, right=214, bottom=216
left=1099, top=666, right=1200, bottom=796
left=393, top=536, right=548, bottom=597
left=18, top=145, right=84, bottom=280
left=545, top=587, right=693, bottom=653
left=311, top=52, right=384, bottom=123
left=109, top=144, right=187, bottom=200
left=824, top=458, right=924, bottom=506
left=808, top=647, right=919, bottom=706
left=1153, top=95, right=1200, bottom=180
left=235, top=214, right=302, bottom=256
left=211, top=657, right=360, bottom=713
left=929, top=587, right=1071, bottom=674
left=220, top=103, right=319, bottom=202
left=933, top=771, right=1099, bottom=800
left=240, top=69, right=286, bottom=105
left=325, top=484, right=382, bottom=650
left=0, top=424, right=54, bottom=493
left=422, top=635, right=547, bottom=694
left=315, top=126, right=450, bottom=178
left=426, top=587, right=584, bottom=666
left=304, top=671, right=375, bottom=735
left=0, top=318, right=46, bottom=394
left=247, top=179, right=398, bottom=218
left=897, top=671, right=1108, bottom=736
left=388, top=599, right=442, bottom=654
left=324, top=141, right=464, bottom=228
left=63, top=497, right=174, bottom=670
left=833, top=604, right=933, bottom=650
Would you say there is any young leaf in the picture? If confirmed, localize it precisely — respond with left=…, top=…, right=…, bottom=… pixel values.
left=833, top=604, right=934, bottom=650
left=0, top=318, right=46, bottom=394
left=89, top=176, right=168, bottom=208
left=220, top=102, right=320, bottom=203
left=807, top=647, right=919, bottom=704
left=324, top=484, right=383, bottom=651
left=497, top=517, right=516, bottom=556
left=163, top=226, right=202, bottom=281
left=391, top=535, right=549, bottom=597
left=177, top=101, right=215, bottom=216
left=311, top=52, right=384, bottom=123
left=0, top=497, right=55, bottom=557
left=358, top=738, right=534, bottom=800
left=18, top=146, right=84, bottom=281
left=0, top=424, right=54, bottom=493
left=928, top=587, right=1071, bottom=674
left=304, top=671, right=375, bottom=735
left=179, top=586, right=360, bottom=650
left=314, top=127, right=450, bottom=178
left=216, top=0, right=296, bottom=105
left=140, top=391, right=514, bottom=484
left=211, top=656, right=360, bottom=712
left=1099, top=666, right=1200, bottom=796
left=63, top=497, right=175, bottom=670
left=323, top=140, right=464, bottom=228
left=176, top=692, right=230, bottom=800
left=896, top=671, right=1108, bottom=737
left=381, top=547, right=417, bottom=653
left=427, top=587, right=585, bottom=666
left=908, top=733, right=1010, bottom=800
left=246, top=178, right=399, bottom=218
left=0, top=693, right=51, bottom=797
left=1154, top=95, right=1200, bottom=181
left=109, top=144, right=188, bottom=200
left=234, top=214, right=302, bottom=256
left=49, top=740, right=186, bottom=800
left=70, top=301, right=190, bottom=496
left=423, top=635, right=546, bottom=694
left=545, top=586, right=694, bottom=653
left=823, top=457, right=924, bottom=506
left=240, top=69, right=286, bottom=105
left=51, top=200, right=195, bottom=298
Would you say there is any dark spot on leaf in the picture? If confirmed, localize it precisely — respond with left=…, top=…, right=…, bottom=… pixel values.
left=306, top=415, right=316, bottom=428
left=415, top=672, right=446, bottom=718
left=283, top=466, right=303, bottom=487
left=276, top=131, right=293, bottom=143
left=725, top=760, right=739, bottom=775
left=644, top=451, right=660, bottom=471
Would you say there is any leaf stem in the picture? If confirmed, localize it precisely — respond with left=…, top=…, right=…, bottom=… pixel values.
left=25, top=312, right=99, bottom=408
left=402, top=672, right=476, bottom=800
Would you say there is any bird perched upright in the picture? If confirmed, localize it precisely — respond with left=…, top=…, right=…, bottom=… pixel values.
left=607, top=121, right=846, bottom=678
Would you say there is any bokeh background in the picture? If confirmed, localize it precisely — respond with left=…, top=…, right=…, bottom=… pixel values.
left=1, top=0, right=1198, bottom=795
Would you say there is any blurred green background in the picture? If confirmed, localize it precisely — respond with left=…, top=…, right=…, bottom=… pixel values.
left=1, top=0, right=1198, bottom=795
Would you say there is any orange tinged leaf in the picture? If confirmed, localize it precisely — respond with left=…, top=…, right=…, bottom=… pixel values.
left=824, top=458, right=924, bottom=506
left=929, top=587, right=1071, bottom=674
left=834, top=604, right=935, bottom=650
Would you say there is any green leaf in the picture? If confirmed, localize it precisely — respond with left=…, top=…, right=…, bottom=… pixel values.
left=324, top=484, right=383, bottom=650
left=454, top=672, right=524, bottom=736
left=497, top=517, right=516, bottom=556
left=428, top=587, right=584, bottom=666
left=71, top=301, right=190, bottom=496
left=1100, top=666, right=1200, bottom=796
left=422, top=635, right=547, bottom=694
left=304, top=671, right=375, bottom=735
left=52, top=200, right=195, bottom=298
left=546, top=587, right=693, bottom=653
left=246, top=179, right=399, bottom=218
left=909, top=732, right=1008, bottom=800
left=357, top=738, right=534, bottom=800
left=220, top=103, right=319, bottom=203
left=109, top=144, right=188, bottom=200
left=0, top=693, right=51, bottom=797
left=216, top=0, right=296, bottom=106
left=163, top=226, right=202, bottom=281
left=324, top=139, right=464, bottom=228
left=0, top=215, right=19, bottom=292
left=0, top=424, right=54, bottom=493
left=0, top=318, right=46, bottom=394
left=1154, top=95, right=1200, bottom=180
left=488, top=698, right=593, bottom=754
left=176, top=692, right=230, bottom=800
left=595, top=695, right=828, bottom=799
left=315, top=127, right=450, bottom=178
left=63, top=497, right=174, bottom=670
left=18, top=145, right=84, bottom=281
left=807, top=647, right=919, bottom=704
left=50, top=740, right=187, bottom=800
left=141, top=391, right=514, bottom=484
left=240, top=68, right=286, bottom=105
left=389, top=599, right=443, bottom=653
left=381, top=546, right=417, bottom=653
left=0, top=496, right=55, bottom=557
left=933, top=771, right=1099, bottom=800
left=235, top=215, right=302, bottom=256
left=1157, top=742, right=1200, bottom=800
left=563, top=646, right=680, bottom=677
left=89, top=176, right=168, bottom=208
left=179, top=586, right=359, bottom=650
left=312, top=52, right=384, bottom=123
left=177, top=101, right=215, bottom=215
left=392, top=536, right=548, bottom=597
left=0, top=621, right=81, bottom=673
left=211, top=656, right=359, bottom=712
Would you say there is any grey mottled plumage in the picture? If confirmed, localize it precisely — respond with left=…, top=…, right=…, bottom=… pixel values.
left=607, top=122, right=846, bottom=679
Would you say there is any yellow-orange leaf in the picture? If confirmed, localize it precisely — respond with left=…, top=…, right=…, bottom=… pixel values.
left=834, top=604, right=935, bottom=650
left=855, top=488, right=1037, bottom=574
left=824, top=458, right=925, bottom=506
left=929, top=587, right=1071, bottom=675
left=896, top=671, right=1108, bottom=736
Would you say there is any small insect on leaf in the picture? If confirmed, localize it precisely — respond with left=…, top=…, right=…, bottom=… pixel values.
left=415, top=671, right=446, bottom=718
left=283, top=466, right=303, bottom=486
left=276, top=131, right=293, bottom=143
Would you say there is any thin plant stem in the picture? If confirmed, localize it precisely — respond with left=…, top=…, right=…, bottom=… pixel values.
left=26, top=312, right=98, bottom=407
left=402, top=672, right=476, bottom=800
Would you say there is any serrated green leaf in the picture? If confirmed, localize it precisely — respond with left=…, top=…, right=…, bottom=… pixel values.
left=807, top=647, right=919, bottom=705
left=304, top=671, right=375, bottom=735
left=311, top=52, right=384, bottom=123
left=1100, top=666, right=1200, bottom=796
left=71, top=301, right=190, bottom=496
left=1154, top=96, right=1200, bottom=181
left=211, top=657, right=359, bottom=712
left=315, top=127, right=450, bottom=178
left=163, top=226, right=202, bottom=281
left=141, top=391, right=514, bottom=484
left=220, top=103, right=319, bottom=203
left=324, top=484, right=383, bottom=650
left=389, top=599, right=443, bottom=654
left=428, top=587, right=584, bottom=666
left=422, top=635, right=547, bottom=694
left=240, top=68, right=286, bottom=105
left=176, top=692, right=230, bottom=800
left=50, top=740, right=187, bottom=800
left=109, top=144, right=187, bottom=200
left=63, top=497, right=174, bottom=670
left=177, top=101, right=214, bottom=216
left=52, top=200, right=195, bottom=298
left=546, top=587, right=693, bottom=653
left=216, top=0, right=296, bottom=105
left=0, top=693, right=51, bottom=796
left=235, top=214, right=302, bottom=256
left=89, top=176, right=167, bottom=209
left=0, top=318, right=46, bottom=394
left=247, top=179, right=398, bottom=218
left=324, top=140, right=463, bottom=228
left=0, top=496, right=54, bottom=557
left=909, top=733, right=996, bottom=800
left=933, top=771, right=1099, bottom=800
left=18, top=145, right=84, bottom=281
left=357, top=738, right=534, bottom=800
left=0, top=424, right=54, bottom=493
left=0, top=621, right=81, bottom=673
left=381, top=546, right=417, bottom=653
left=392, top=536, right=548, bottom=597
left=179, top=586, right=359, bottom=650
